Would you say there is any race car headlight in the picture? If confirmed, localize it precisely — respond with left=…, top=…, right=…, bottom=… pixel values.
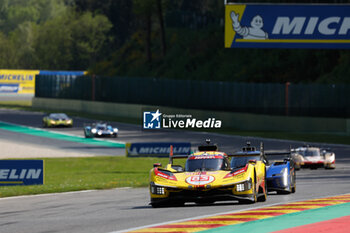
left=236, top=183, right=245, bottom=192
left=280, top=168, right=288, bottom=186
left=91, top=128, right=97, bottom=133
left=113, top=128, right=118, bottom=133
left=236, top=179, right=252, bottom=192
left=98, top=131, right=102, bottom=135
left=151, top=185, right=165, bottom=195
left=50, top=120, right=56, bottom=124
left=66, top=120, right=72, bottom=124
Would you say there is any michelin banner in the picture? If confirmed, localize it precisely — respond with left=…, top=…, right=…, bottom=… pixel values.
left=0, top=160, right=44, bottom=186
left=126, top=142, right=191, bottom=157
left=0, top=70, right=39, bottom=94
left=225, top=4, right=350, bottom=49
left=0, top=70, right=87, bottom=94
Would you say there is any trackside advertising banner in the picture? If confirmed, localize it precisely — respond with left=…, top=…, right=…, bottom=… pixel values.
left=0, top=70, right=87, bottom=94
left=0, top=160, right=44, bottom=186
left=126, top=142, right=191, bottom=157
left=0, top=84, right=19, bottom=93
left=0, top=70, right=39, bottom=94
left=225, top=4, right=350, bottom=49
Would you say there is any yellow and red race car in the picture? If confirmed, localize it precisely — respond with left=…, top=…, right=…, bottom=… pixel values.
left=149, top=141, right=267, bottom=207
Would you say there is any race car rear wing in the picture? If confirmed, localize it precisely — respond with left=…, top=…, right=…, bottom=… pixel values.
left=265, top=144, right=292, bottom=157
left=264, top=145, right=293, bottom=164
left=167, top=139, right=219, bottom=166
left=228, top=142, right=292, bottom=160
left=198, top=139, right=218, bottom=152
left=265, top=151, right=291, bottom=156
left=153, top=145, right=188, bottom=169
left=168, top=145, right=188, bottom=165
left=228, top=152, right=261, bottom=157
left=228, top=142, right=263, bottom=157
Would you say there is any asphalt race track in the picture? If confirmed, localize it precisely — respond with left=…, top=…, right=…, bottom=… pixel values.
left=0, top=108, right=350, bottom=233
left=1, top=108, right=349, bottom=154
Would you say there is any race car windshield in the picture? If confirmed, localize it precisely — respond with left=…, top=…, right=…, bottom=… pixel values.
left=185, top=159, right=224, bottom=172
left=231, top=156, right=260, bottom=168
left=302, top=150, right=320, bottom=157
left=49, top=113, right=68, bottom=119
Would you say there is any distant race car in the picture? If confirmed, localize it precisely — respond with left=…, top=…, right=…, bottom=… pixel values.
left=42, top=113, right=73, bottom=128
left=292, top=146, right=335, bottom=170
left=265, top=152, right=296, bottom=194
left=149, top=140, right=267, bottom=208
left=84, top=122, right=118, bottom=138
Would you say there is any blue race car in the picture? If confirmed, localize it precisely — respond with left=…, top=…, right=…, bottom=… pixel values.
left=265, top=153, right=296, bottom=194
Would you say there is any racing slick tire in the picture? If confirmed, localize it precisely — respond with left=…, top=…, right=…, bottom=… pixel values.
left=195, top=200, right=215, bottom=206
left=239, top=179, right=257, bottom=204
left=291, top=184, right=296, bottom=193
left=151, top=202, right=163, bottom=208
left=291, top=172, right=296, bottom=193
left=277, top=190, right=290, bottom=194
left=257, top=176, right=267, bottom=202
left=151, top=201, right=184, bottom=208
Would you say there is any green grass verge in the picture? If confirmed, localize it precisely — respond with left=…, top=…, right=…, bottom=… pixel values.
left=0, top=156, right=172, bottom=198
left=0, top=100, right=32, bottom=108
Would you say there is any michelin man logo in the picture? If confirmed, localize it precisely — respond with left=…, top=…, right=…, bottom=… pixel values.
left=231, top=11, right=268, bottom=39
left=143, top=109, right=162, bottom=129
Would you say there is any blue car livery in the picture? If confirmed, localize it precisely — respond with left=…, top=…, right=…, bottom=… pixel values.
left=266, top=158, right=296, bottom=194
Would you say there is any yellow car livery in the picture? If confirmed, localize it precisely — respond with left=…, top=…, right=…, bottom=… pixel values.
left=42, top=113, right=73, bottom=128
left=149, top=142, right=267, bottom=207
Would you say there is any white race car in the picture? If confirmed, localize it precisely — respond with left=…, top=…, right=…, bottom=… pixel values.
left=84, top=122, right=118, bottom=138
left=292, top=146, right=335, bottom=170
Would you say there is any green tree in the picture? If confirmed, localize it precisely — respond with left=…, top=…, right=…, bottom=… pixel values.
left=0, top=0, right=112, bottom=70
left=73, top=0, right=135, bottom=48
left=0, top=32, right=18, bottom=68
left=34, top=10, right=112, bottom=70
left=70, top=12, right=113, bottom=68
left=156, top=0, right=166, bottom=56
left=133, top=0, right=155, bottom=64
left=9, top=21, right=37, bottom=68
left=34, top=13, right=74, bottom=69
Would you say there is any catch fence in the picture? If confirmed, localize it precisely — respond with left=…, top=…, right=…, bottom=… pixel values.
left=35, top=75, right=350, bottom=118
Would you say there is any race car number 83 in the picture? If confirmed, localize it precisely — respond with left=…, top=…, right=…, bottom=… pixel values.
left=186, top=175, right=215, bottom=185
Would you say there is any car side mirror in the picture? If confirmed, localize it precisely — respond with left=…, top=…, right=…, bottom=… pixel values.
left=248, top=159, right=257, bottom=164
left=153, top=163, right=162, bottom=168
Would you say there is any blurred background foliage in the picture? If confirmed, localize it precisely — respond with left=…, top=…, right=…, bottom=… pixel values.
left=0, top=0, right=349, bottom=83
